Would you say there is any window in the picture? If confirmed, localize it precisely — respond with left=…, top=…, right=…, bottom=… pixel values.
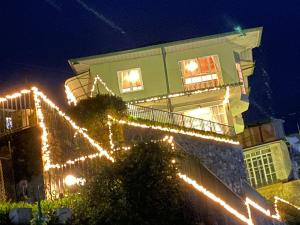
left=236, top=63, right=246, bottom=94
left=117, top=68, right=143, bottom=93
left=179, top=55, right=221, bottom=91
left=5, top=117, right=12, bottom=129
left=244, top=147, right=277, bottom=188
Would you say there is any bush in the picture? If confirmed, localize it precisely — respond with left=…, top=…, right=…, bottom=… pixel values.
left=0, top=195, right=80, bottom=225
left=73, top=142, right=193, bottom=225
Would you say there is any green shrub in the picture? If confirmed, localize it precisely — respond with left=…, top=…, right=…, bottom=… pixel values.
left=72, top=142, right=194, bottom=225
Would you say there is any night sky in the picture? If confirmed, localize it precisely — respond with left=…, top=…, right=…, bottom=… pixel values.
left=1, top=1, right=300, bottom=134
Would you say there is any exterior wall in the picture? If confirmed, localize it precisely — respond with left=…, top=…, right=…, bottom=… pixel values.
left=122, top=124, right=247, bottom=195
left=88, top=42, right=240, bottom=101
left=89, top=50, right=168, bottom=101
left=271, top=141, right=292, bottom=181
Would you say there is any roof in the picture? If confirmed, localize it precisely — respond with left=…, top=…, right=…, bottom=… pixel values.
left=68, top=27, right=263, bottom=74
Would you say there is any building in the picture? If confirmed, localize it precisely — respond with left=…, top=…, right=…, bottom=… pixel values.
left=238, top=119, right=300, bottom=221
left=238, top=119, right=292, bottom=188
left=65, top=27, right=262, bottom=134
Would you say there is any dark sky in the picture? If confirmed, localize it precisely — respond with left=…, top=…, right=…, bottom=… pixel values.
left=0, top=1, right=300, bottom=134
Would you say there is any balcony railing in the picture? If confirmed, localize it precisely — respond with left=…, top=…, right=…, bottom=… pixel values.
left=127, top=104, right=236, bottom=137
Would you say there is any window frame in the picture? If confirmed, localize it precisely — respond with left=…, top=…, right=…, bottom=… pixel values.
left=117, top=68, right=144, bottom=94
left=179, top=55, right=222, bottom=90
left=244, top=147, right=277, bottom=188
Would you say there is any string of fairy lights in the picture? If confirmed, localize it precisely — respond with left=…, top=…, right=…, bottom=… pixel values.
left=65, top=74, right=239, bottom=106
left=90, top=75, right=116, bottom=97
left=1, top=87, right=299, bottom=224
left=65, top=85, right=77, bottom=106
left=106, top=116, right=299, bottom=225
left=32, top=87, right=115, bottom=170
left=107, top=115, right=239, bottom=145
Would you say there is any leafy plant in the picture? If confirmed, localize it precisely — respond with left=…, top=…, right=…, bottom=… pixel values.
left=73, top=142, right=193, bottom=225
left=67, top=94, right=127, bottom=148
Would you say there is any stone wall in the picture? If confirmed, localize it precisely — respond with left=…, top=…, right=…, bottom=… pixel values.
left=121, top=125, right=287, bottom=225
left=122, top=125, right=247, bottom=195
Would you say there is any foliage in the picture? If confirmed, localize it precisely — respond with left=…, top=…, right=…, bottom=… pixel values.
left=73, top=142, right=193, bottom=225
left=67, top=94, right=127, bottom=148
left=0, top=195, right=79, bottom=225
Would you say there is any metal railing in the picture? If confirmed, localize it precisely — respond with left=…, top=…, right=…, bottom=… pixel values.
left=127, top=104, right=235, bottom=136
left=0, top=91, right=36, bottom=137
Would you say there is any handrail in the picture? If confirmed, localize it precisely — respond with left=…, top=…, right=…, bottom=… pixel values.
left=127, top=104, right=236, bottom=137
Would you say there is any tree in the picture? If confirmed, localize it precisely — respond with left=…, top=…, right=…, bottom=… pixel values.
left=74, top=142, right=193, bottom=225
left=67, top=94, right=127, bottom=148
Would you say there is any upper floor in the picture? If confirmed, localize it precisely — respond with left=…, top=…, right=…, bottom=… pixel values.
left=65, top=27, right=263, bottom=134
left=66, top=27, right=261, bottom=102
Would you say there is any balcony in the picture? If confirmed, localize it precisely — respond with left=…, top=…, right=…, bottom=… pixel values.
left=127, top=104, right=235, bottom=137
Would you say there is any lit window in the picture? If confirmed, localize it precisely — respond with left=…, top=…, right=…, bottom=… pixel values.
left=236, top=63, right=246, bottom=94
left=179, top=55, right=221, bottom=91
left=117, top=68, right=143, bottom=93
left=5, top=117, right=12, bottom=129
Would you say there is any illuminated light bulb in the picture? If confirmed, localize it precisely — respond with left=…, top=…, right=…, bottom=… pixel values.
left=171, top=159, right=176, bottom=164
left=65, top=175, right=77, bottom=186
left=185, top=61, right=198, bottom=72
left=128, top=70, right=139, bottom=83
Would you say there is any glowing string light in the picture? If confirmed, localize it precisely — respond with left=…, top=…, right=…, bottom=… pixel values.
left=178, top=173, right=253, bottom=225
left=107, top=115, right=239, bottom=145
left=4, top=87, right=299, bottom=224
left=90, top=75, right=116, bottom=97
left=32, top=88, right=51, bottom=171
left=32, top=87, right=114, bottom=168
left=65, top=85, right=77, bottom=106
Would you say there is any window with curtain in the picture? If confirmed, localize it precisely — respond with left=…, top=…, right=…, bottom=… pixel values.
left=117, top=68, right=144, bottom=93
left=179, top=55, right=221, bottom=91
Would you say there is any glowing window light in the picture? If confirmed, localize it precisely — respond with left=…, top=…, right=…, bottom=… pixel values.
left=185, top=60, right=199, bottom=72
left=128, top=69, right=140, bottom=83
